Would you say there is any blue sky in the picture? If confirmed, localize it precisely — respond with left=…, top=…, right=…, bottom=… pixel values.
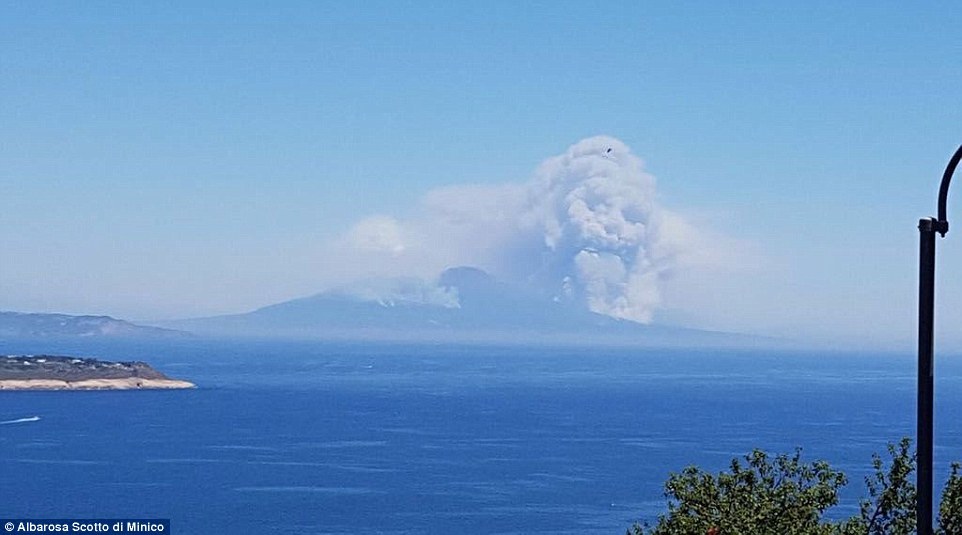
left=2, top=2, right=961, bottom=346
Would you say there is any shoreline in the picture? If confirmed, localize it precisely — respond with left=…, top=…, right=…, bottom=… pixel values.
left=0, top=377, right=196, bottom=391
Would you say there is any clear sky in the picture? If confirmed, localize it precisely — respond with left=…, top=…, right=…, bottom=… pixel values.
left=2, top=1, right=961, bottom=347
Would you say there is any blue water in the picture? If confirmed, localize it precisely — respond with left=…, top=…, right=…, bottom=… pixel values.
left=2, top=339, right=962, bottom=534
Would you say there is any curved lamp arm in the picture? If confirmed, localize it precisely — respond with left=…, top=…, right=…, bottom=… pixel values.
left=935, top=144, right=962, bottom=236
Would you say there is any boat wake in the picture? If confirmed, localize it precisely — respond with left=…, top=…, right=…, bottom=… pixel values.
left=0, top=416, right=41, bottom=425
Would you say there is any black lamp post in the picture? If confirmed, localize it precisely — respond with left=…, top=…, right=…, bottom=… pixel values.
left=917, top=144, right=962, bottom=535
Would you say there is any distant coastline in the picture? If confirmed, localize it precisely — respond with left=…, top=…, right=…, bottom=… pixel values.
left=0, top=355, right=195, bottom=391
left=0, top=311, right=188, bottom=339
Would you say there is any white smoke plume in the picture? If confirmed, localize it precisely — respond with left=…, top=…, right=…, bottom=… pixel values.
left=338, top=136, right=713, bottom=324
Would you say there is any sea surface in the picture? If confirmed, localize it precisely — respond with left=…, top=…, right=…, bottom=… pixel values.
left=2, top=339, right=962, bottom=534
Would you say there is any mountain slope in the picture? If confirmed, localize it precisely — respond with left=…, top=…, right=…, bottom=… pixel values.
left=164, top=267, right=760, bottom=347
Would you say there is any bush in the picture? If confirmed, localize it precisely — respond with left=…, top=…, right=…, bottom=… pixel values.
left=628, top=438, right=962, bottom=534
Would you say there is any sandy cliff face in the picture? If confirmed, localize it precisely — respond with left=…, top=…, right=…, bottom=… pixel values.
left=0, top=377, right=195, bottom=390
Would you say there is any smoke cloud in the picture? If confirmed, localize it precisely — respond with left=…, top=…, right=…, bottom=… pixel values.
left=338, top=136, right=718, bottom=324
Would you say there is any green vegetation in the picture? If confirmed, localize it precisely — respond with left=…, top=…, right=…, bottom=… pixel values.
left=628, top=438, right=962, bottom=534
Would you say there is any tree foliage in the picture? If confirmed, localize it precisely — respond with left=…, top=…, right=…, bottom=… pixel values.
left=938, top=463, right=962, bottom=535
left=848, top=437, right=916, bottom=534
left=628, top=438, right=962, bottom=535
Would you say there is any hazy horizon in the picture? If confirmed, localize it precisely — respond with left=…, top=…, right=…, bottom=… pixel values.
left=3, top=3, right=962, bottom=348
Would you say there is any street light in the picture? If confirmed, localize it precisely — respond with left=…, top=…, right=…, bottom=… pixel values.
left=917, top=144, right=962, bottom=535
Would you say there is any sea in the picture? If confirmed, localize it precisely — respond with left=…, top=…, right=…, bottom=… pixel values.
left=1, top=338, right=961, bottom=535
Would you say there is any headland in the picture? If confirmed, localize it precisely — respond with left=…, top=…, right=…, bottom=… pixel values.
left=0, top=355, right=195, bottom=390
